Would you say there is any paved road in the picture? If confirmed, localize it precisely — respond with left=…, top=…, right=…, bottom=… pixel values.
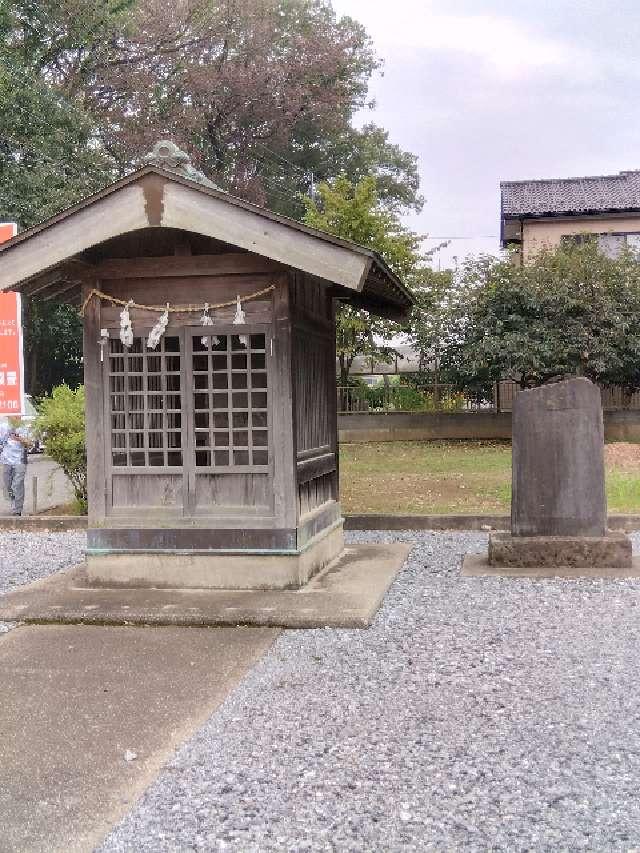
left=0, top=455, right=73, bottom=515
left=0, top=624, right=278, bottom=853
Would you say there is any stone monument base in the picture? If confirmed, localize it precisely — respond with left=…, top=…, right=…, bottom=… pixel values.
left=462, top=551, right=640, bottom=579
left=488, top=531, right=632, bottom=569
left=464, top=529, right=637, bottom=578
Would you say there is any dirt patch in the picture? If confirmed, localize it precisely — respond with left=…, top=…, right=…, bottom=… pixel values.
left=37, top=502, right=83, bottom=517
left=605, top=442, right=640, bottom=472
left=340, top=471, right=509, bottom=515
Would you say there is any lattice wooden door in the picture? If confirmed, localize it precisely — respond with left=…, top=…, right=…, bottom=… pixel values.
left=184, top=327, right=273, bottom=517
left=103, top=326, right=273, bottom=518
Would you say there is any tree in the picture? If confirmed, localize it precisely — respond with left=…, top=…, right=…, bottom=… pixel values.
left=404, top=266, right=463, bottom=404
left=262, top=122, right=424, bottom=219
left=35, top=384, right=87, bottom=512
left=22, top=299, right=83, bottom=398
left=409, top=267, right=454, bottom=373
left=302, top=175, right=425, bottom=385
left=0, top=36, right=114, bottom=228
left=440, top=241, right=640, bottom=402
left=1, top=1, right=425, bottom=392
left=3, top=0, right=421, bottom=214
left=58, top=1, right=378, bottom=189
left=0, top=2, right=120, bottom=394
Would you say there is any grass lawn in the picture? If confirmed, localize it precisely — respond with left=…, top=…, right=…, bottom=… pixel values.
left=339, top=441, right=640, bottom=515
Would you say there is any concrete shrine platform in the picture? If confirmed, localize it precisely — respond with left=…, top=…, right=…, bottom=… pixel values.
left=0, top=543, right=411, bottom=629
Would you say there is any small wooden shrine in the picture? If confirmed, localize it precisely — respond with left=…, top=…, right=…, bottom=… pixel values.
left=0, top=142, right=412, bottom=589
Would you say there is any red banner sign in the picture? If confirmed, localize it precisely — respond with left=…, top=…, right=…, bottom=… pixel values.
left=0, top=224, right=25, bottom=415
left=0, top=223, right=16, bottom=244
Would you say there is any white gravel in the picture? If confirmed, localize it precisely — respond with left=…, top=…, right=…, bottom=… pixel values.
left=94, top=530, right=640, bottom=852
left=0, top=531, right=86, bottom=634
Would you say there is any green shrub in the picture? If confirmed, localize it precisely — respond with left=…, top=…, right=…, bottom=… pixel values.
left=35, top=384, right=87, bottom=514
left=363, top=384, right=387, bottom=410
left=391, top=385, right=427, bottom=411
left=364, top=384, right=467, bottom=412
left=430, top=391, right=466, bottom=412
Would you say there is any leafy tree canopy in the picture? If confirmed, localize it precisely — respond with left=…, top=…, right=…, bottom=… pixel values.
left=302, top=175, right=427, bottom=384
left=0, top=1, right=117, bottom=227
left=407, top=266, right=454, bottom=376
left=440, top=241, right=640, bottom=400
left=2, top=0, right=422, bottom=215
left=1, top=0, right=424, bottom=393
left=0, top=1, right=122, bottom=397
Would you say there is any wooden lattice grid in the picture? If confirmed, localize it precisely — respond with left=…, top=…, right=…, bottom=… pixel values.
left=192, top=332, right=269, bottom=469
left=106, top=330, right=269, bottom=471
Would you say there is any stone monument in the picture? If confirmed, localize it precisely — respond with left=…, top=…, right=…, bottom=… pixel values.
left=463, top=377, right=638, bottom=577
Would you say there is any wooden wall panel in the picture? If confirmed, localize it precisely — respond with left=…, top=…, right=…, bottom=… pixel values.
left=194, top=473, right=271, bottom=511
left=100, top=275, right=274, bottom=327
left=293, top=328, right=333, bottom=455
left=112, top=474, right=183, bottom=507
left=269, top=276, right=297, bottom=528
left=297, top=471, right=337, bottom=519
left=291, top=271, right=339, bottom=529
left=291, top=271, right=332, bottom=321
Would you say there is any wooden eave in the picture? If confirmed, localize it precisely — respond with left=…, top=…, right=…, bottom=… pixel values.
left=0, top=166, right=412, bottom=320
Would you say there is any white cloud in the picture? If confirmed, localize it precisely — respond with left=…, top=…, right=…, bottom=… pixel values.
left=333, top=2, right=590, bottom=80
left=422, top=15, right=583, bottom=78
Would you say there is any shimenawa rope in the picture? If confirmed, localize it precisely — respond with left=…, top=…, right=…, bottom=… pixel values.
left=80, top=283, right=276, bottom=317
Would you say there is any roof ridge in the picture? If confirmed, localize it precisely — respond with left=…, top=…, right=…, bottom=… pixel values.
left=501, top=169, right=640, bottom=187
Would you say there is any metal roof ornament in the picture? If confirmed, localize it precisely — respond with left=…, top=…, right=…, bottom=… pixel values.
left=142, top=140, right=221, bottom=190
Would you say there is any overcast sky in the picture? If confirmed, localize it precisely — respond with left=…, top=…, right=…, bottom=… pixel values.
left=331, top=0, right=640, bottom=268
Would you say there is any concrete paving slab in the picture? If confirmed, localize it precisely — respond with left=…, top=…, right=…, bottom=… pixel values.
left=0, top=543, right=411, bottom=628
left=463, top=552, right=640, bottom=578
left=0, top=623, right=278, bottom=853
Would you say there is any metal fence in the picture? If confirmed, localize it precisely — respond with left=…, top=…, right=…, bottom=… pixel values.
left=338, top=379, right=640, bottom=414
left=497, top=380, right=640, bottom=413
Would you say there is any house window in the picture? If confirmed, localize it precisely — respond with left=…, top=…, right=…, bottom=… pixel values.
left=597, top=234, right=626, bottom=259
left=561, top=232, right=640, bottom=258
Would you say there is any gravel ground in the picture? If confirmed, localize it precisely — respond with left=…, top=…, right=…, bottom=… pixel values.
left=0, top=531, right=86, bottom=634
left=93, top=530, right=640, bottom=852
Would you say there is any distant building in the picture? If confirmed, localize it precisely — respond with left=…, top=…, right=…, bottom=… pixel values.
left=501, top=169, right=640, bottom=263
left=344, top=345, right=421, bottom=383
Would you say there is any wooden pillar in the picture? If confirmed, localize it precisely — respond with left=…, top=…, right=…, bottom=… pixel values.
left=82, top=282, right=106, bottom=522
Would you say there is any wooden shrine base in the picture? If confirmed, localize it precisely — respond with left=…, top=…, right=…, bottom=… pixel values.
left=0, top=543, right=411, bottom=629
left=87, top=523, right=345, bottom=591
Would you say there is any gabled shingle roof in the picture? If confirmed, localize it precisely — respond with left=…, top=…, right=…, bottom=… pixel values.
left=0, top=165, right=412, bottom=319
left=501, top=170, right=640, bottom=218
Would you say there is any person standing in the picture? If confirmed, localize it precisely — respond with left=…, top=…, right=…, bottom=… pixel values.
left=0, top=417, right=32, bottom=516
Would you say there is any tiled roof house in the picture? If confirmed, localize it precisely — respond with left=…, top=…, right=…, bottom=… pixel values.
left=501, top=169, right=640, bottom=262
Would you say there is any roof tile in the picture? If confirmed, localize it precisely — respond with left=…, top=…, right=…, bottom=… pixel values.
left=501, top=170, right=640, bottom=217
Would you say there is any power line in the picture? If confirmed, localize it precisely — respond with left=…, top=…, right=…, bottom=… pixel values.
left=254, top=143, right=308, bottom=176
left=252, top=153, right=308, bottom=185
left=425, top=235, right=499, bottom=241
left=255, top=142, right=337, bottom=180
left=250, top=150, right=316, bottom=200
